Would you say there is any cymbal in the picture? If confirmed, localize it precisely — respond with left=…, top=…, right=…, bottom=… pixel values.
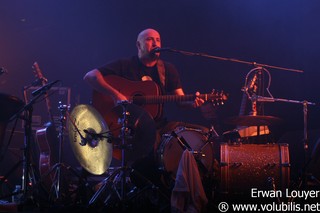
left=105, top=103, right=156, bottom=164
left=67, top=104, right=112, bottom=175
left=224, top=115, right=282, bottom=126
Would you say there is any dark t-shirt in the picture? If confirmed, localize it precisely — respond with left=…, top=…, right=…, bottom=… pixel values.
left=98, top=56, right=182, bottom=95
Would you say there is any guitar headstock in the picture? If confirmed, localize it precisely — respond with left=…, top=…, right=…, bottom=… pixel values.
left=208, top=89, right=228, bottom=106
left=32, top=62, right=48, bottom=84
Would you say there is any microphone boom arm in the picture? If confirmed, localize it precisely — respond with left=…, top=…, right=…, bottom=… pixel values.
left=160, top=47, right=303, bottom=73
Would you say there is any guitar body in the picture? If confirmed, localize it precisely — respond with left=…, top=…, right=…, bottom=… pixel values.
left=92, top=75, right=162, bottom=121
left=35, top=122, right=58, bottom=190
left=91, top=75, right=227, bottom=161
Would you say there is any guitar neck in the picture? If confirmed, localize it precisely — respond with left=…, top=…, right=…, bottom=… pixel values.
left=33, top=62, right=55, bottom=123
left=132, top=94, right=222, bottom=104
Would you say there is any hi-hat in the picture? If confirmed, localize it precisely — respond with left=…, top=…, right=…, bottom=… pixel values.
left=68, top=104, right=112, bottom=175
left=224, top=115, right=282, bottom=126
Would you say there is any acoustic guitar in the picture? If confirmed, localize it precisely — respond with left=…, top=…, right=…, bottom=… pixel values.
left=33, top=62, right=58, bottom=189
left=92, top=75, right=228, bottom=121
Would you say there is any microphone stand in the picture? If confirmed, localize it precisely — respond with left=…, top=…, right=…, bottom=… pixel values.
left=255, top=95, right=315, bottom=149
left=6, top=88, right=50, bottom=204
left=163, top=48, right=304, bottom=73
left=255, top=95, right=316, bottom=192
left=42, top=102, right=89, bottom=205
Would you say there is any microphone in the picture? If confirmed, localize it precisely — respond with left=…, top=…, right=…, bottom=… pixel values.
left=32, top=80, right=60, bottom=96
left=150, top=47, right=172, bottom=54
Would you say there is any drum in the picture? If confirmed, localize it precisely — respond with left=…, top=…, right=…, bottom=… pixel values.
left=157, top=126, right=214, bottom=181
left=220, top=143, right=290, bottom=194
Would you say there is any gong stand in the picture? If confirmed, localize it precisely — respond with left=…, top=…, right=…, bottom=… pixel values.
left=88, top=101, right=134, bottom=209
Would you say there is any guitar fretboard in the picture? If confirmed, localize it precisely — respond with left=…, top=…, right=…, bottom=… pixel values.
left=132, top=93, right=226, bottom=104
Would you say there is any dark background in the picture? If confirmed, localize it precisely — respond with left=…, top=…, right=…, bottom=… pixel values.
left=1, top=0, right=320, bottom=187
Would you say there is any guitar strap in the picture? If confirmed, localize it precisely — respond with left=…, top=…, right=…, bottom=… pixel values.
left=157, top=59, right=166, bottom=88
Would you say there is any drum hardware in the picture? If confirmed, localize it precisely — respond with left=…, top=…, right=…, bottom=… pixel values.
left=190, top=150, right=205, bottom=158
left=88, top=101, right=157, bottom=210
left=208, top=125, right=220, bottom=140
left=170, top=131, right=192, bottom=151
left=157, top=127, right=214, bottom=185
left=230, top=162, right=242, bottom=168
left=170, top=129, right=210, bottom=172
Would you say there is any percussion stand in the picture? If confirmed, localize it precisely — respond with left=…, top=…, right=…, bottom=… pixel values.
left=88, top=101, right=132, bottom=209
left=88, top=101, right=155, bottom=210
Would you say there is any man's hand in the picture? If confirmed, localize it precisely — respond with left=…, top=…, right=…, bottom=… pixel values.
left=193, top=91, right=205, bottom=108
left=114, top=92, right=128, bottom=105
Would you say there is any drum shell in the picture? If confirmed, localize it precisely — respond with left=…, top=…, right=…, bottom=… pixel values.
left=220, top=143, right=290, bottom=194
left=157, top=127, right=213, bottom=180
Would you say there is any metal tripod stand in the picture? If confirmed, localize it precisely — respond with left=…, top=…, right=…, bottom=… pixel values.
left=42, top=102, right=87, bottom=204
left=88, top=101, right=156, bottom=210
left=46, top=102, right=69, bottom=202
